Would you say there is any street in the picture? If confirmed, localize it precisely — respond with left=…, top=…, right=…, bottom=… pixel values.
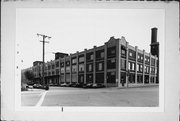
left=21, top=86, right=159, bottom=107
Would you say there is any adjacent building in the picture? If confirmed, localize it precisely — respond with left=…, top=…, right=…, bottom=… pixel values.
left=23, top=28, right=159, bottom=87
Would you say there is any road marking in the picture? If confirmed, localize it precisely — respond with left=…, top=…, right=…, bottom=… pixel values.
left=36, top=91, right=47, bottom=107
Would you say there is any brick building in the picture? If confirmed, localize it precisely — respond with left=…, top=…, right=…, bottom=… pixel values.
left=26, top=28, right=159, bottom=87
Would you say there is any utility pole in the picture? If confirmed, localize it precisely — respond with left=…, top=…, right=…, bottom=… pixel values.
left=37, top=33, right=51, bottom=87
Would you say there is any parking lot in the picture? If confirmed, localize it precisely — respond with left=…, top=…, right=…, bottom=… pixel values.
left=21, top=86, right=159, bottom=107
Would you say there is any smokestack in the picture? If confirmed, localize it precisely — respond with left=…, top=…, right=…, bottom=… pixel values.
left=151, top=28, right=158, bottom=44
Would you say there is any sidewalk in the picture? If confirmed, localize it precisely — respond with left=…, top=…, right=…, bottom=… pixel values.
left=21, top=88, right=45, bottom=94
left=117, top=84, right=159, bottom=89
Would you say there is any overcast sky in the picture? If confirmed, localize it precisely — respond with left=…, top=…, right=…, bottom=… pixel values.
left=16, top=8, right=164, bottom=69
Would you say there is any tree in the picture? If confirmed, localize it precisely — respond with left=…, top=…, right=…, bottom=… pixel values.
left=24, top=70, right=35, bottom=84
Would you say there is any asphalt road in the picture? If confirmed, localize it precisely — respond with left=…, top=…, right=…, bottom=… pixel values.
left=21, top=86, right=159, bottom=107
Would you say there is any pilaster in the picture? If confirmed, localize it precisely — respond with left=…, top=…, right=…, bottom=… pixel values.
left=93, top=46, right=96, bottom=84
left=149, top=53, right=151, bottom=83
left=126, top=42, right=129, bottom=87
left=104, top=43, right=107, bottom=87
left=142, top=50, right=145, bottom=85
left=76, top=51, right=79, bottom=83
left=135, top=46, right=138, bottom=84
left=84, top=49, right=87, bottom=84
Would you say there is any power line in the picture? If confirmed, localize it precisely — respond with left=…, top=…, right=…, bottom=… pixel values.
left=37, top=33, right=51, bottom=86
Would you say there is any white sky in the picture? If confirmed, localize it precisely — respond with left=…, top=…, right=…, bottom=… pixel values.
left=16, top=8, right=164, bottom=69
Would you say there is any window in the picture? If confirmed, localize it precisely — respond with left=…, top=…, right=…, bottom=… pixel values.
left=72, top=58, right=77, bottom=64
left=147, top=66, right=149, bottom=73
left=121, top=59, right=126, bottom=69
left=61, top=68, right=65, bottom=73
left=79, top=56, right=84, bottom=63
left=60, top=62, right=64, bottom=67
left=151, top=58, right=155, bottom=66
left=79, top=64, right=84, bottom=71
left=72, top=65, right=77, bottom=72
left=89, top=64, right=92, bottom=71
left=66, top=67, right=70, bottom=73
left=87, top=53, right=93, bottom=61
left=129, top=62, right=135, bottom=71
left=45, top=65, right=48, bottom=70
left=140, top=65, right=143, bottom=72
left=111, top=58, right=115, bottom=63
left=129, top=52, right=132, bottom=56
left=138, top=55, right=140, bottom=59
left=52, top=64, right=55, bottom=69
left=137, top=64, right=139, bottom=71
left=56, top=69, right=59, bottom=75
left=107, top=46, right=116, bottom=57
left=111, top=50, right=115, bottom=54
left=90, top=54, right=93, bottom=60
left=48, top=65, right=51, bottom=70
left=151, top=67, right=155, bottom=74
left=96, top=50, right=104, bottom=59
left=56, top=62, right=59, bottom=67
left=100, top=52, right=104, bottom=58
left=128, top=62, right=130, bottom=70
left=121, top=49, right=126, bottom=55
left=98, top=63, right=103, bottom=71
left=107, top=58, right=116, bottom=69
left=132, top=63, right=135, bottom=70
left=155, top=68, right=157, bottom=74
left=87, top=64, right=93, bottom=72
left=66, top=61, right=70, bottom=66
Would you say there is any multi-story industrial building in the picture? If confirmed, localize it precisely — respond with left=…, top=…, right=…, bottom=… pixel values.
left=24, top=28, right=159, bottom=87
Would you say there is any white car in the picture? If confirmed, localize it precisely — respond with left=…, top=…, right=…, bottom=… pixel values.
left=28, top=85, right=33, bottom=89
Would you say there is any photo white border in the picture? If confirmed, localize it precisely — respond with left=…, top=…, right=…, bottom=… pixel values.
left=1, top=1, right=179, bottom=121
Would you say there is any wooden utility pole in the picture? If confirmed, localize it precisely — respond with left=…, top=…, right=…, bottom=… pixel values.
left=37, top=33, right=51, bottom=86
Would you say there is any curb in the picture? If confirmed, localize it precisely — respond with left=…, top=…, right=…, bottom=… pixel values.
left=116, top=84, right=159, bottom=89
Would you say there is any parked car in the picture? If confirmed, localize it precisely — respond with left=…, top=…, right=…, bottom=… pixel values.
left=85, top=83, right=93, bottom=88
left=33, top=84, right=42, bottom=88
left=27, top=85, right=33, bottom=89
left=92, top=83, right=105, bottom=88
left=75, top=83, right=86, bottom=88
left=60, top=83, right=68, bottom=87
left=43, top=85, right=49, bottom=90
left=69, top=83, right=76, bottom=87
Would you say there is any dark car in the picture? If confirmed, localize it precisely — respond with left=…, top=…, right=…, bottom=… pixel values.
left=69, top=83, right=77, bottom=87
left=75, top=83, right=86, bottom=88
